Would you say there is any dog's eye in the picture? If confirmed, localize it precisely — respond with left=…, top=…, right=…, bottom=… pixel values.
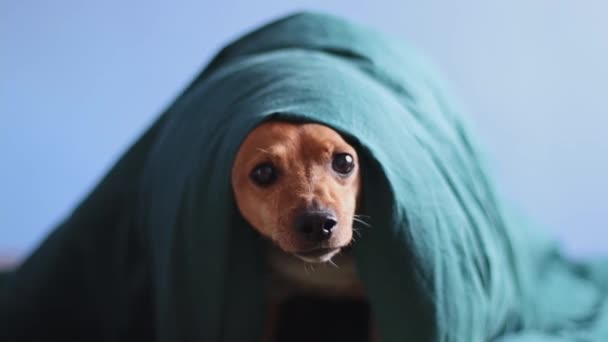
left=250, top=162, right=278, bottom=187
left=332, top=153, right=355, bottom=175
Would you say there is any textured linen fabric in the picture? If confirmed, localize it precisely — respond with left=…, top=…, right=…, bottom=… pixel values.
left=2, top=11, right=607, bottom=342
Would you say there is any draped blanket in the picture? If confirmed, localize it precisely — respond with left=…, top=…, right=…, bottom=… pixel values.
left=2, top=12, right=607, bottom=342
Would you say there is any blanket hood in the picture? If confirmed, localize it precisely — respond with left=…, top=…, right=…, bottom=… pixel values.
left=139, top=12, right=608, bottom=341
left=2, top=11, right=607, bottom=342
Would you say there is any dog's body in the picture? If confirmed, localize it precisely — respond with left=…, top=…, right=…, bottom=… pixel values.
left=263, top=245, right=368, bottom=342
left=232, top=121, right=374, bottom=341
left=265, top=243, right=362, bottom=297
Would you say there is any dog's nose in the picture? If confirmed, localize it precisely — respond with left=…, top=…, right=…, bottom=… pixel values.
left=294, top=211, right=338, bottom=242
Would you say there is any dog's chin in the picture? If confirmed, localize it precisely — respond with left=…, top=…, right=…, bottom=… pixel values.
left=294, top=247, right=342, bottom=263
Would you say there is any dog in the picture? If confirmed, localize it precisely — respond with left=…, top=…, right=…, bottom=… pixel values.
left=232, top=121, right=377, bottom=341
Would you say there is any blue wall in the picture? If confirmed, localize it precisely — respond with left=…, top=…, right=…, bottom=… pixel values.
left=1, top=1, right=606, bottom=260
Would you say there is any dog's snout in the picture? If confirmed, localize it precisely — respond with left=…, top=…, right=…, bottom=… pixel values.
left=294, top=210, right=338, bottom=242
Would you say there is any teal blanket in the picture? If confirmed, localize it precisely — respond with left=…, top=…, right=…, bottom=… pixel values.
left=2, top=12, right=607, bottom=342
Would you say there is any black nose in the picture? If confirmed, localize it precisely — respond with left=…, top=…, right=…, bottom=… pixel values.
left=294, top=211, right=338, bottom=242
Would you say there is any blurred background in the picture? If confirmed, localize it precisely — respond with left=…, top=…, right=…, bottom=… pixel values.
left=1, top=1, right=606, bottom=262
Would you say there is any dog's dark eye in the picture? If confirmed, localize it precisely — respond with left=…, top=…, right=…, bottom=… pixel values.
left=250, top=162, right=278, bottom=187
left=332, top=153, right=355, bottom=175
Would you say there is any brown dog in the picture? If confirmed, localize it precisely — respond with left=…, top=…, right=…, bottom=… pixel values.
left=232, top=121, right=374, bottom=341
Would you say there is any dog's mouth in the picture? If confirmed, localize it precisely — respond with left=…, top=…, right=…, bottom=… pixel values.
left=294, top=247, right=342, bottom=263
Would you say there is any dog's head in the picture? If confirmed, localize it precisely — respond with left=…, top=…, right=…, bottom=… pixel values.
left=232, top=121, right=361, bottom=263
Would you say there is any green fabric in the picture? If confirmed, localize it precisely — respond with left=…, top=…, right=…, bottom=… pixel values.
left=2, top=11, right=607, bottom=342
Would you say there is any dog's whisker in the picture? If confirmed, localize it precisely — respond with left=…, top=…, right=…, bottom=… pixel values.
left=270, top=227, right=279, bottom=244
left=353, top=217, right=371, bottom=228
left=353, top=217, right=370, bottom=224
left=328, top=259, right=339, bottom=268
left=255, top=147, right=271, bottom=154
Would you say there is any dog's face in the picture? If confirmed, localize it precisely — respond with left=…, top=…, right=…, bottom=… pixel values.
left=232, top=121, right=360, bottom=263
